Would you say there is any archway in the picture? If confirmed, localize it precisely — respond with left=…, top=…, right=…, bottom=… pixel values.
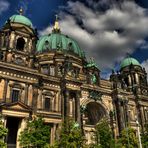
left=85, top=102, right=107, bottom=125
left=16, top=37, right=25, bottom=51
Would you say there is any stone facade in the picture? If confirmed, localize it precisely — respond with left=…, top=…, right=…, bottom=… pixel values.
left=0, top=12, right=148, bottom=147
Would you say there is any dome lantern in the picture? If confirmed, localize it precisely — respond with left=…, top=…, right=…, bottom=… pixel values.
left=52, top=15, right=61, bottom=33
left=19, top=7, right=23, bottom=15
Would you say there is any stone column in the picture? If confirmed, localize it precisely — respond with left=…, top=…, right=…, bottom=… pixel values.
left=0, top=79, right=4, bottom=101
left=9, top=31, right=15, bottom=48
left=128, top=75, right=132, bottom=86
left=6, top=34, right=9, bottom=48
left=50, top=124, right=57, bottom=145
left=69, top=99, right=73, bottom=117
left=3, top=79, right=8, bottom=102
left=28, top=84, right=33, bottom=106
left=42, top=94, right=45, bottom=110
left=135, top=73, right=139, bottom=84
left=76, top=91, right=81, bottom=125
left=1, top=35, right=4, bottom=47
left=32, top=85, right=38, bottom=114
left=115, top=98, right=124, bottom=135
left=124, top=100, right=129, bottom=126
left=24, top=83, right=29, bottom=105
left=51, top=97, right=54, bottom=112
left=64, top=90, right=69, bottom=118
left=143, top=107, right=147, bottom=123
left=1, top=115, right=7, bottom=128
left=25, top=38, right=29, bottom=52
left=55, top=92, right=59, bottom=112
left=58, top=91, right=62, bottom=113
left=136, top=101, right=144, bottom=133
left=139, top=106, right=145, bottom=131
left=19, top=88, right=24, bottom=102
left=16, top=118, right=27, bottom=148
left=120, top=101, right=126, bottom=128
left=37, top=89, right=42, bottom=109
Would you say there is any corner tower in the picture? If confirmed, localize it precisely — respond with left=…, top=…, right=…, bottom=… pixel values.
left=120, top=57, right=147, bottom=91
left=110, top=56, right=148, bottom=136
left=0, top=8, right=37, bottom=68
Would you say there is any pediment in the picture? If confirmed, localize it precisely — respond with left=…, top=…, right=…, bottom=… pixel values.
left=11, top=23, right=34, bottom=35
left=0, top=101, right=32, bottom=112
left=19, top=26, right=31, bottom=33
left=17, top=26, right=34, bottom=35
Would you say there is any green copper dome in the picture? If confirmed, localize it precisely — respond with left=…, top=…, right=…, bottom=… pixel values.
left=120, top=57, right=141, bottom=69
left=9, top=15, right=33, bottom=28
left=36, top=33, right=85, bottom=58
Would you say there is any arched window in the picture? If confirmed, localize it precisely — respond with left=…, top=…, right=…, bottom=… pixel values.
left=41, top=64, right=49, bottom=74
left=43, top=40, right=49, bottom=51
left=68, top=42, right=73, bottom=51
left=16, top=37, right=25, bottom=51
left=0, top=51, right=3, bottom=61
left=124, top=77, right=129, bottom=87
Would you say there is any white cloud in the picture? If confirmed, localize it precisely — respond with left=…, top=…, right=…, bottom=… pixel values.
left=0, top=0, right=9, bottom=15
left=40, top=0, right=148, bottom=71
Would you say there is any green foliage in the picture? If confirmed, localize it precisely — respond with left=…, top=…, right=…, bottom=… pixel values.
left=92, top=118, right=114, bottom=148
left=54, top=118, right=85, bottom=148
left=117, top=127, right=139, bottom=148
left=141, top=124, right=148, bottom=147
left=19, top=116, right=50, bottom=148
left=0, top=117, right=8, bottom=148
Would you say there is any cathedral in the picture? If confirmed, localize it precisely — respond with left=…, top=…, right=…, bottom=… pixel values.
left=0, top=9, right=148, bottom=148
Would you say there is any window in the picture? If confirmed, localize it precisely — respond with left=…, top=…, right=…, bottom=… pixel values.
left=44, top=98, right=50, bottom=111
left=68, top=42, right=73, bottom=51
left=11, top=89, right=19, bottom=102
left=43, top=40, right=49, bottom=51
left=0, top=51, right=3, bottom=60
left=16, top=37, right=25, bottom=51
left=15, top=57, right=24, bottom=65
left=41, top=64, right=49, bottom=74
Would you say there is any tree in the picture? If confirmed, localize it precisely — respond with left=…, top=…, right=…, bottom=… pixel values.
left=91, top=118, right=114, bottom=148
left=54, top=118, right=85, bottom=148
left=0, top=116, right=8, bottom=148
left=141, top=124, right=148, bottom=147
left=19, top=116, right=50, bottom=148
left=117, top=127, right=139, bottom=148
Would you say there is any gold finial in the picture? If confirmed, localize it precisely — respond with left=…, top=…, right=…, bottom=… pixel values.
left=55, top=14, right=58, bottom=21
left=53, top=14, right=60, bottom=32
left=19, top=7, right=23, bottom=15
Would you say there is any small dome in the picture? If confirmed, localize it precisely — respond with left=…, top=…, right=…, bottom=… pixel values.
left=36, top=33, right=85, bottom=58
left=120, top=57, right=141, bottom=69
left=9, top=14, right=33, bottom=28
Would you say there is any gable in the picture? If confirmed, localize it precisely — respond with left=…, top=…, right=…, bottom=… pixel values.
left=12, top=24, right=34, bottom=35
left=1, top=102, right=32, bottom=112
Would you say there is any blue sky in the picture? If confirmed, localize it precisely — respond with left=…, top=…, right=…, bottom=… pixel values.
left=0, top=0, right=148, bottom=78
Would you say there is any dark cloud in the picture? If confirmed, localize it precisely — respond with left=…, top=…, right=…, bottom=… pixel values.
left=0, top=0, right=9, bottom=15
left=40, top=0, right=148, bottom=72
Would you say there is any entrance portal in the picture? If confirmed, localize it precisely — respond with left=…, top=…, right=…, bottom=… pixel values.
left=85, top=102, right=107, bottom=125
left=6, top=117, right=21, bottom=148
